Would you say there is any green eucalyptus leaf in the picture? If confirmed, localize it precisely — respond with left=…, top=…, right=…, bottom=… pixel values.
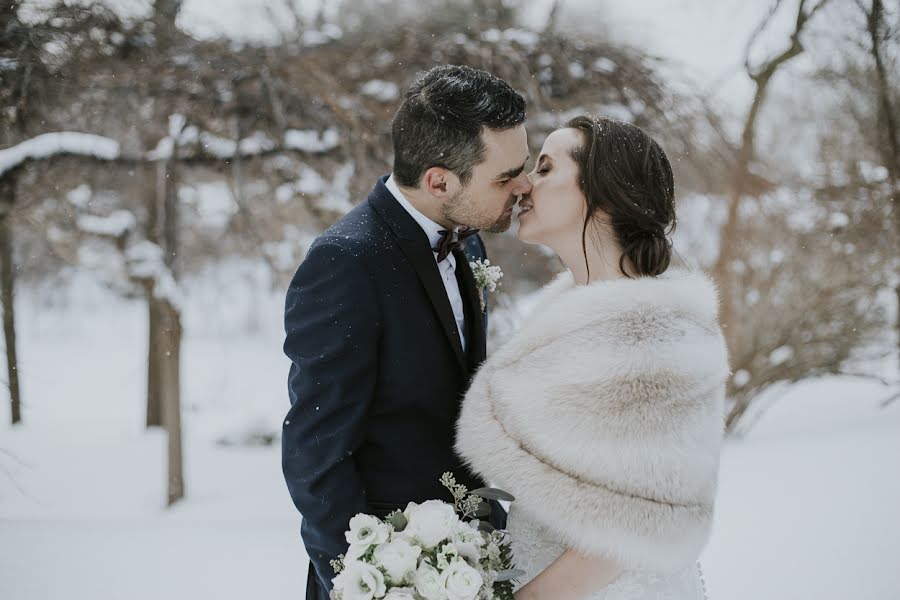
left=477, top=520, right=496, bottom=533
left=473, top=500, right=491, bottom=518
left=495, top=568, right=527, bottom=582
left=386, top=511, right=408, bottom=532
left=470, top=487, right=516, bottom=502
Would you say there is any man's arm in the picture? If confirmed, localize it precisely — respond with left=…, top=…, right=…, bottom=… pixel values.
left=281, top=239, right=380, bottom=591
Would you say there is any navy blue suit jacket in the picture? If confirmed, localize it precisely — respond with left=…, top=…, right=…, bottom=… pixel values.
left=282, top=176, right=503, bottom=599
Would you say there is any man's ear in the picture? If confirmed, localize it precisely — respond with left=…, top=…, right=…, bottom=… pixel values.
left=422, top=167, right=455, bottom=198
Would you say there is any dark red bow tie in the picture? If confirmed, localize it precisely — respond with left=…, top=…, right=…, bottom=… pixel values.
left=433, top=227, right=479, bottom=263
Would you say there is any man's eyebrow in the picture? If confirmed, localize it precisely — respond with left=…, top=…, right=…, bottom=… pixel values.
left=495, top=155, right=530, bottom=180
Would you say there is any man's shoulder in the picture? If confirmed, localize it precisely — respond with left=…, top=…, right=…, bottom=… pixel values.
left=306, top=200, right=397, bottom=262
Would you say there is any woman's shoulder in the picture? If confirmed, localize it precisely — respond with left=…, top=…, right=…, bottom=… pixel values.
left=503, top=268, right=723, bottom=360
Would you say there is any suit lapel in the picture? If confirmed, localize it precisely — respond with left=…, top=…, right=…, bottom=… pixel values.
left=368, top=177, right=468, bottom=374
left=454, top=248, right=487, bottom=371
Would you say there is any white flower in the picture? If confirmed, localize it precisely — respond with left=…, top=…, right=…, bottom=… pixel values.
left=414, top=563, right=447, bottom=600
left=373, top=537, right=422, bottom=584
left=485, top=543, right=501, bottom=564
left=383, top=587, right=417, bottom=600
left=403, top=500, right=459, bottom=549
left=346, top=542, right=369, bottom=561
left=454, top=540, right=481, bottom=566
left=436, top=543, right=459, bottom=570
left=333, top=560, right=388, bottom=600
left=469, top=259, right=503, bottom=293
left=440, top=560, right=483, bottom=600
left=346, top=514, right=391, bottom=556
left=453, top=521, right=484, bottom=547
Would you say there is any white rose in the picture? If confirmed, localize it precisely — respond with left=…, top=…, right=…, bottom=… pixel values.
left=346, top=543, right=368, bottom=562
left=333, top=560, right=387, bottom=600
left=454, top=540, right=480, bottom=565
left=440, top=560, right=483, bottom=600
left=383, top=587, right=417, bottom=600
left=404, top=500, right=458, bottom=549
left=346, top=514, right=391, bottom=548
left=373, top=538, right=422, bottom=584
left=436, top=543, right=459, bottom=570
left=414, top=562, right=447, bottom=600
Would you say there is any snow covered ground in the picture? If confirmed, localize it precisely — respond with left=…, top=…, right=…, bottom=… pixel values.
left=1, top=274, right=899, bottom=600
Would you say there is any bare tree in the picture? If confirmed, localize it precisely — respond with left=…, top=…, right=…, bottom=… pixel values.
left=0, top=178, right=20, bottom=425
left=861, top=0, right=900, bottom=370
left=712, top=0, right=835, bottom=430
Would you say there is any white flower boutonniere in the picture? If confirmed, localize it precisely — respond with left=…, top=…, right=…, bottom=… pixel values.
left=468, top=258, right=503, bottom=313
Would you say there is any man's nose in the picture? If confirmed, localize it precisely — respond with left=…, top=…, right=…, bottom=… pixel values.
left=512, top=173, right=533, bottom=195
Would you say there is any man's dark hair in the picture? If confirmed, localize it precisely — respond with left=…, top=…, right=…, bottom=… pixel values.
left=391, top=65, right=526, bottom=188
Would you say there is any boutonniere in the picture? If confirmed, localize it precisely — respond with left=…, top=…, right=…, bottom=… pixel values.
left=468, top=258, right=503, bottom=313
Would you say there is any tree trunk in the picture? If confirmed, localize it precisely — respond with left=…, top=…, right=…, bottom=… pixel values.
left=150, top=156, right=184, bottom=505
left=144, top=163, right=163, bottom=428
left=145, top=281, right=163, bottom=427
left=0, top=184, right=21, bottom=425
left=159, top=298, right=184, bottom=506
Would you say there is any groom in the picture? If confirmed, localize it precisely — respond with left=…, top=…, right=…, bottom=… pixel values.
left=281, top=65, right=533, bottom=600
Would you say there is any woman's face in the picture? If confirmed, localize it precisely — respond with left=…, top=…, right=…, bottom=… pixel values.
left=517, top=128, right=588, bottom=247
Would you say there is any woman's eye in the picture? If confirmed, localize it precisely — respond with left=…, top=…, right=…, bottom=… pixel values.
left=538, top=168, right=549, bottom=175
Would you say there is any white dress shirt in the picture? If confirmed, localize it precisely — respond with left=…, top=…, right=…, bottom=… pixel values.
left=385, top=174, right=467, bottom=351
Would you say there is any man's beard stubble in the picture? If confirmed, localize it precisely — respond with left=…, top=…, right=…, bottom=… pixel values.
left=441, top=187, right=513, bottom=234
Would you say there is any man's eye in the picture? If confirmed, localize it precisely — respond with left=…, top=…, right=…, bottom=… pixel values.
left=498, top=179, right=510, bottom=185
left=538, top=168, right=550, bottom=175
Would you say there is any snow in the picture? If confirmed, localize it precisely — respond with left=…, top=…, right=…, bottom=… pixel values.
left=732, top=369, right=751, bottom=388
left=282, top=162, right=355, bottom=214
left=179, top=181, right=238, bottom=230
left=125, top=240, right=184, bottom=309
left=283, top=128, right=340, bottom=153
left=828, top=212, right=850, bottom=229
left=592, top=57, right=618, bottom=74
left=360, top=79, right=400, bottom=103
left=147, top=135, right=176, bottom=160
left=858, top=160, right=890, bottom=183
left=0, top=132, right=120, bottom=176
left=768, top=345, right=795, bottom=366
left=316, top=162, right=355, bottom=214
left=1, top=270, right=897, bottom=600
left=77, top=210, right=137, bottom=237
left=568, top=61, right=585, bottom=79
left=66, top=184, right=93, bottom=208
left=480, top=28, right=540, bottom=48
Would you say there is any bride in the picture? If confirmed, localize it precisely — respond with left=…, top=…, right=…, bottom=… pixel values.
left=456, top=116, right=729, bottom=599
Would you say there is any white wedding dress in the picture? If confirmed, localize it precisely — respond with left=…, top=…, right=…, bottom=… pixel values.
left=507, top=506, right=709, bottom=600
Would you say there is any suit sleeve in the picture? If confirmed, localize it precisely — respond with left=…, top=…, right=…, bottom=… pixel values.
left=281, top=239, right=380, bottom=591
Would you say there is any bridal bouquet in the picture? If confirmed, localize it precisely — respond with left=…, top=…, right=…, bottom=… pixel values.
left=330, top=473, right=520, bottom=600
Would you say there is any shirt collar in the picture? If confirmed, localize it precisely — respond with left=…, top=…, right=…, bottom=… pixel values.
left=385, top=174, right=451, bottom=252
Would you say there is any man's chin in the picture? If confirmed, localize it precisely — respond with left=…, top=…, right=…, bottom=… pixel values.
left=481, top=214, right=513, bottom=234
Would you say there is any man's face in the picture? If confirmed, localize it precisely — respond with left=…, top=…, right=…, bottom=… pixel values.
left=442, top=125, right=533, bottom=233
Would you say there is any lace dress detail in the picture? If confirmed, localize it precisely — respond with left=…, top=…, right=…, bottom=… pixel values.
left=507, top=506, right=708, bottom=600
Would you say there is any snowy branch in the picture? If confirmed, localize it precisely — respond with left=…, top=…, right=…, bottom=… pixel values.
left=0, top=132, right=120, bottom=177
left=0, top=126, right=342, bottom=177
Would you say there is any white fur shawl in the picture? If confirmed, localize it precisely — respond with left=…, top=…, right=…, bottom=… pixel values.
left=456, top=269, right=730, bottom=572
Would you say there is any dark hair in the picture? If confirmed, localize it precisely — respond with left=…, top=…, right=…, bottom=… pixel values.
left=566, top=115, right=676, bottom=279
left=391, top=65, right=526, bottom=188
